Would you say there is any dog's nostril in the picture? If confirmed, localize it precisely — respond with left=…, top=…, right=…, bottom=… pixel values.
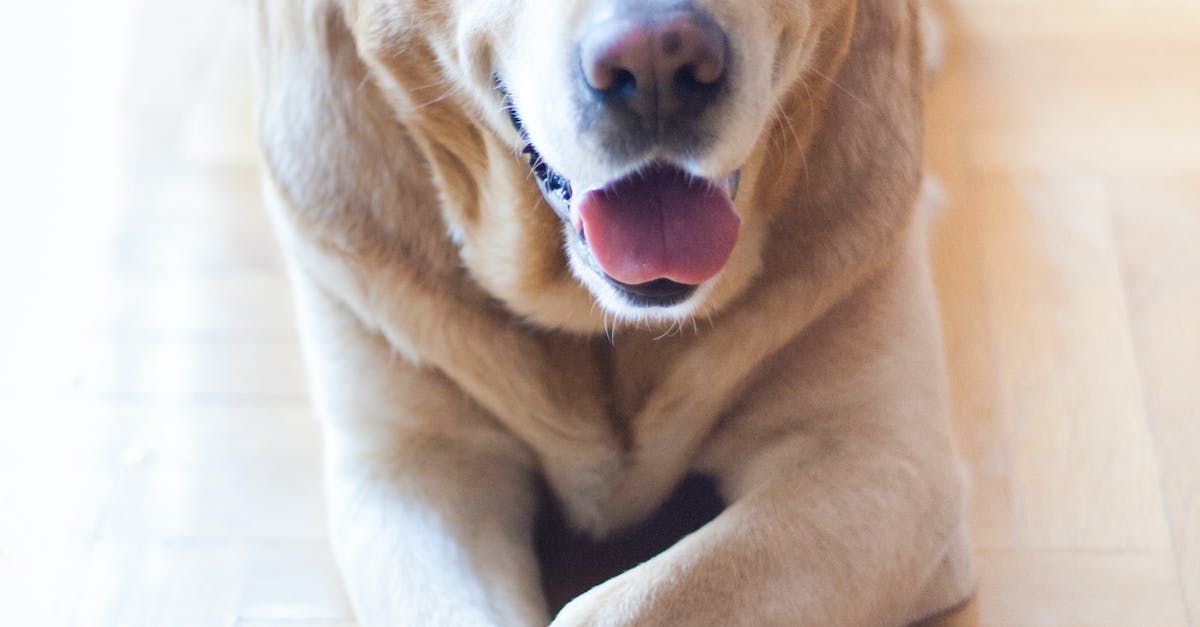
left=609, top=68, right=638, bottom=96
left=675, top=64, right=714, bottom=92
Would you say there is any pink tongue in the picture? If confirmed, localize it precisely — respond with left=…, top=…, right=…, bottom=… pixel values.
left=577, top=164, right=740, bottom=286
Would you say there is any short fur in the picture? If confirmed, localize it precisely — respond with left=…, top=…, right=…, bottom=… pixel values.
left=255, top=0, right=974, bottom=624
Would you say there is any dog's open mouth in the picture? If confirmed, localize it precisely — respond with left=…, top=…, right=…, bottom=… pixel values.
left=502, top=85, right=741, bottom=309
left=577, top=163, right=741, bottom=287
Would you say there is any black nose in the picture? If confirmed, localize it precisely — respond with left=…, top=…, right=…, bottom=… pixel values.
left=579, top=2, right=729, bottom=129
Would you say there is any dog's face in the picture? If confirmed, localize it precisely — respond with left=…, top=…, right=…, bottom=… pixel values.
left=345, top=0, right=855, bottom=328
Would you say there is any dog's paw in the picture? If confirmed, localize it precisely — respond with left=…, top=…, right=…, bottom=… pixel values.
left=549, top=577, right=634, bottom=627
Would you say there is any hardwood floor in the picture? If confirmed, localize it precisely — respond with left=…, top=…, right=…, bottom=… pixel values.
left=0, top=0, right=1195, bottom=625
left=924, top=2, right=1198, bottom=625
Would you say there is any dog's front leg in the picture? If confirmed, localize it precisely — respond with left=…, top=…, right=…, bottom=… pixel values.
left=551, top=419, right=972, bottom=627
left=297, top=278, right=548, bottom=627
left=324, top=424, right=547, bottom=627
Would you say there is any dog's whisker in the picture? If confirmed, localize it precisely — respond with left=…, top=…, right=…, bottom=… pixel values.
left=796, top=81, right=817, bottom=187
left=809, top=67, right=867, bottom=107
left=774, top=96, right=810, bottom=189
left=410, top=87, right=461, bottom=112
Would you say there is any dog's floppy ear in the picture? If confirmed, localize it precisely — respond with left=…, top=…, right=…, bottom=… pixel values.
left=321, top=0, right=490, bottom=239
left=256, top=0, right=464, bottom=273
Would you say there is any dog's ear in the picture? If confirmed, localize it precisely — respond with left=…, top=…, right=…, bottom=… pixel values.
left=256, top=0, right=457, bottom=268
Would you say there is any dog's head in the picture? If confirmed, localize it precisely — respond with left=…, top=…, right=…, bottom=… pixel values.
left=344, top=0, right=857, bottom=330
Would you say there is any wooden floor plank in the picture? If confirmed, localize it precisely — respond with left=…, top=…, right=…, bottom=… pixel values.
left=929, top=179, right=1016, bottom=551
left=1111, top=179, right=1200, bottom=625
left=238, top=543, right=353, bottom=622
left=944, top=3, right=1200, bottom=178
left=973, top=551, right=1190, bottom=627
left=0, top=333, right=310, bottom=403
left=975, top=174, right=1171, bottom=551
left=96, top=405, right=326, bottom=541
left=73, top=541, right=247, bottom=627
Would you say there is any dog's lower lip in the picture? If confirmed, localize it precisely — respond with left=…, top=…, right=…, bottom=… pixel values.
left=608, top=277, right=698, bottom=307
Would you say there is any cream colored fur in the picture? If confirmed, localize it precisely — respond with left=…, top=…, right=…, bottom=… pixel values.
left=254, top=0, right=974, bottom=624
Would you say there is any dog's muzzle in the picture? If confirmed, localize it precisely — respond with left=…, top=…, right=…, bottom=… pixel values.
left=497, top=1, right=743, bottom=309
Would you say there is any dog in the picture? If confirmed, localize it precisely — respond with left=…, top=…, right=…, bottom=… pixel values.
left=254, top=0, right=973, bottom=624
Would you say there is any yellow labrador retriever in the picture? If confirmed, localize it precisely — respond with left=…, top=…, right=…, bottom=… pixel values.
left=255, top=0, right=973, bottom=624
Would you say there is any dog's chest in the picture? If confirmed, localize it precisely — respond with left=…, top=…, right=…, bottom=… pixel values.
left=543, top=335, right=707, bottom=534
left=604, top=334, right=692, bottom=424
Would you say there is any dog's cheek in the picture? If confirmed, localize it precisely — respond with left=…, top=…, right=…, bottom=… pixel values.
left=683, top=0, right=782, bottom=177
left=451, top=1, right=517, bottom=103
left=499, top=3, right=609, bottom=184
left=769, top=2, right=814, bottom=89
